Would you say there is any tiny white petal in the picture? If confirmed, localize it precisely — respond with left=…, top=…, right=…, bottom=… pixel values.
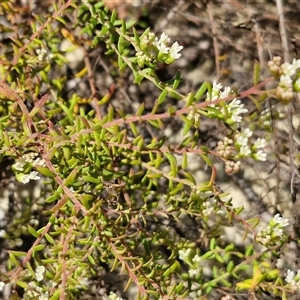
left=169, top=41, right=183, bottom=59
left=240, top=145, right=251, bottom=156
left=0, top=282, right=5, bottom=291
left=255, top=150, right=267, bottom=161
left=254, top=138, right=266, bottom=148
left=286, top=269, right=295, bottom=283
left=188, top=268, right=198, bottom=278
left=212, top=81, right=223, bottom=91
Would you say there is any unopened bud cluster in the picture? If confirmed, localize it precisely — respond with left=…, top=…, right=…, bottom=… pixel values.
left=224, top=160, right=241, bottom=175
left=256, top=214, right=289, bottom=246
left=216, top=137, right=235, bottom=159
left=136, top=31, right=183, bottom=67
left=268, top=56, right=300, bottom=104
left=187, top=109, right=201, bottom=127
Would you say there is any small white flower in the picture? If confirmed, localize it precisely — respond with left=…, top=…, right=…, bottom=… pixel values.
left=273, top=214, right=283, bottom=224
left=156, top=42, right=170, bottom=54
left=24, top=152, right=38, bottom=163
left=18, top=171, right=41, bottom=184
left=19, top=174, right=31, bottom=184
left=13, top=161, right=26, bottom=171
left=35, top=265, right=45, bottom=281
left=254, top=138, right=266, bottom=149
left=273, top=214, right=289, bottom=227
left=240, top=145, right=251, bottom=156
left=188, top=268, right=198, bottom=278
left=228, top=98, right=242, bottom=109
left=192, top=255, right=201, bottom=264
left=231, top=111, right=243, bottom=122
left=280, top=74, right=293, bottom=86
left=245, top=129, right=253, bottom=137
left=154, top=32, right=171, bottom=53
left=234, top=103, right=248, bottom=115
left=292, top=58, right=300, bottom=70
left=108, top=291, right=124, bottom=300
left=39, top=292, right=49, bottom=300
left=228, top=100, right=248, bottom=123
left=29, top=171, right=41, bottom=181
left=169, top=41, right=183, bottom=59
left=255, top=150, right=267, bottom=161
left=281, top=62, right=297, bottom=77
left=207, top=81, right=222, bottom=101
left=0, top=281, right=5, bottom=291
left=36, top=265, right=45, bottom=274
left=212, top=81, right=223, bottom=92
left=220, top=86, right=231, bottom=99
left=286, top=269, right=295, bottom=283
left=36, top=48, right=51, bottom=63
left=236, top=136, right=248, bottom=146
left=202, top=199, right=214, bottom=216
left=33, top=157, right=46, bottom=167
left=236, top=129, right=252, bottom=146
left=179, top=248, right=192, bottom=261
left=157, top=32, right=170, bottom=45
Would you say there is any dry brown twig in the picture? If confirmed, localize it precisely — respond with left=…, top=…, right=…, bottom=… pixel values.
left=276, top=0, right=297, bottom=204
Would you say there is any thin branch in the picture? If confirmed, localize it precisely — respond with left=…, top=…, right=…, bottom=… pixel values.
left=251, top=13, right=282, bottom=212
left=276, top=0, right=290, bottom=63
left=207, top=1, right=221, bottom=79
left=82, top=46, right=102, bottom=120
left=276, top=0, right=296, bottom=203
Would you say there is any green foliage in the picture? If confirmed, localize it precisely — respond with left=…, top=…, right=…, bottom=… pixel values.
left=0, top=1, right=299, bottom=300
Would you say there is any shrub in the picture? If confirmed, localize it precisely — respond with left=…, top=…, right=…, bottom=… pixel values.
left=0, top=1, right=299, bottom=299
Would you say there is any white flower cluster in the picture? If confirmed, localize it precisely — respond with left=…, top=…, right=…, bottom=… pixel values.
left=256, top=214, right=289, bottom=246
left=178, top=248, right=202, bottom=278
left=17, top=265, right=48, bottom=299
left=187, top=109, right=201, bottom=127
left=136, top=31, right=183, bottom=67
left=154, top=32, right=183, bottom=60
left=23, top=281, right=49, bottom=300
left=206, top=81, right=248, bottom=127
left=285, top=269, right=300, bottom=291
left=234, top=129, right=267, bottom=162
left=268, top=56, right=300, bottom=104
left=18, top=171, right=41, bottom=184
left=216, top=131, right=267, bottom=174
left=107, top=291, right=124, bottom=300
left=12, top=152, right=45, bottom=184
left=36, top=47, right=52, bottom=63
left=13, top=153, right=46, bottom=170
left=202, top=198, right=216, bottom=217
left=35, top=265, right=46, bottom=282
left=191, top=187, right=217, bottom=217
